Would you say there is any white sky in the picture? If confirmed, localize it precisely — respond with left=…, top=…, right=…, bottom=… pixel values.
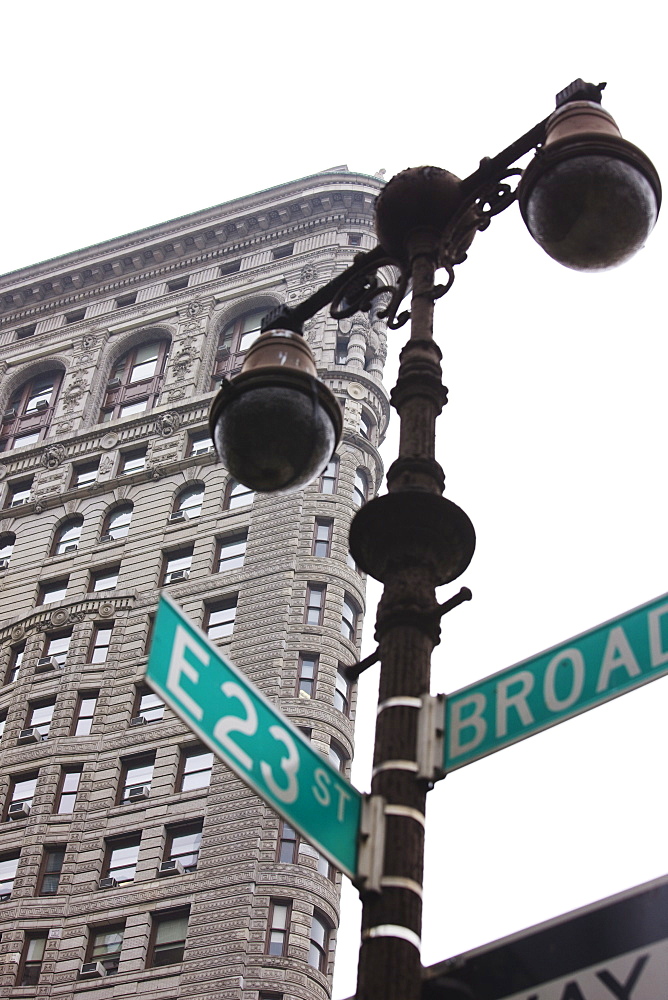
left=1, top=4, right=666, bottom=997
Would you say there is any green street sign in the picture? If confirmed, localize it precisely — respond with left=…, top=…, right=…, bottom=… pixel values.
left=146, top=592, right=362, bottom=879
left=445, top=591, right=668, bottom=773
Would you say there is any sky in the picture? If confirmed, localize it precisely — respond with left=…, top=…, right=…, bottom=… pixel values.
left=1, top=3, right=666, bottom=997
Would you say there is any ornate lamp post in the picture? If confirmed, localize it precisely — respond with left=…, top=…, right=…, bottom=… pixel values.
left=210, top=80, right=660, bottom=1000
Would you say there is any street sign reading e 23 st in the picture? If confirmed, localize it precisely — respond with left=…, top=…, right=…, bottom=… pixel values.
left=146, top=593, right=362, bottom=879
left=445, top=592, right=668, bottom=772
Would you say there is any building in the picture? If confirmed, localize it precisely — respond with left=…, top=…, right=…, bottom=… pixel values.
left=0, top=167, right=389, bottom=999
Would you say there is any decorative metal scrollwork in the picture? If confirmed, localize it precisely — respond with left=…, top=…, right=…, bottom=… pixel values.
left=331, top=252, right=411, bottom=330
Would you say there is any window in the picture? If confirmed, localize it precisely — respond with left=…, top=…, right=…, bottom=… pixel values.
left=71, top=460, right=99, bottom=489
left=219, top=258, right=241, bottom=276
left=148, top=908, right=190, bottom=967
left=223, top=479, right=255, bottom=509
left=329, top=740, right=348, bottom=773
left=165, top=821, right=202, bottom=873
left=66, top=308, right=86, bottom=324
left=72, top=692, right=98, bottom=735
left=335, top=334, right=348, bottom=365
left=305, top=584, right=326, bottom=625
left=26, top=699, right=56, bottom=738
left=4, top=771, right=38, bottom=819
left=18, top=931, right=48, bottom=985
left=319, top=458, right=338, bottom=494
left=178, top=746, right=213, bottom=792
left=272, top=243, right=294, bottom=260
left=308, top=910, right=331, bottom=973
left=43, top=630, right=72, bottom=667
left=103, top=835, right=141, bottom=884
left=172, top=484, right=204, bottom=520
left=102, top=503, right=133, bottom=541
left=260, top=993, right=284, bottom=1000
left=1, top=370, right=63, bottom=451
left=167, top=276, right=189, bottom=292
left=0, top=710, right=6, bottom=739
left=100, top=338, right=169, bottom=422
left=115, top=291, right=137, bottom=307
left=360, top=410, right=373, bottom=440
left=5, top=644, right=24, bottom=684
left=266, top=899, right=291, bottom=956
left=37, top=846, right=65, bottom=895
left=52, top=517, right=83, bottom=556
left=86, top=923, right=125, bottom=975
left=133, top=686, right=165, bottom=723
left=89, top=624, right=113, bottom=663
left=0, top=851, right=20, bottom=900
left=38, top=577, right=68, bottom=604
left=205, top=598, right=237, bottom=640
left=353, top=469, right=368, bottom=508
left=297, top=654, right=318, bottom=699
left=277, top=822, right=298, bottom=864
left=55, top=766, right=81, bottom=814
left=348, top=233, right=363, bottom=246
left=212, top=308, right=265, bottom=385
left=5, top=478, right=33, bottom=507
left=89, top=565, right=120, bottom=592
left=188, top=431, right=213, bottom=456
left=144, top=614, right=155, bottom=655
left=162, top=547, right=193, bottom=585
left=341, top=594, right=359, bottom=641
left=216, top=531, right=247, bottom=572
left=119, top=447, right=146, bottom=475
left=16, top=322, right=37, bottom=339
left=334, top=667, right=351, bottom=716
left=0, top=532, right=15, bottom=567
left=312, top=518, right=333, bottom=557
left=118, top=753, right=155, bottom=804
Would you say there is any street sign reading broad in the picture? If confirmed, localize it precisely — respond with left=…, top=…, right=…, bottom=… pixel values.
left=146, top=592, right=362, bottom=879
left=444, top=592, right=668, bottom=772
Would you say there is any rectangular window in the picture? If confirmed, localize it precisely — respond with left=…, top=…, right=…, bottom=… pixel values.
left=319, top=459, right=338, bottom=494
left=89, top=624, right=113, bottom=663
left=38, top=577, right=69, bottom=604
left=272, top=244, right=294, bottom=260
left=178, top=746, right=213, bottom=792
left=162, top=547, right=193, bottom=585
left=148, top=908, right=190, bottom=967
left=165, top=820, right=203, bottom=873
left=118, top=753, right=155, bottom=804
left=5, top=771, right=38, bottom=819
left=56, top=766, right=82, bottom=814
left=297, top=653, right=318, bottom=699
left=86, top=923, right=125, bottom=975
left=119, top=447, right=146, bottom=475
left=130, top=342, right=160, bottom=383
left=5, top=643, right=24, bottom=684
left=6, top=478, right=33, bottom=508
left=219, top=259, right=241, bottom=276
left=266, top=899, right=291, bottom=956
left=133, top=686, right=165, bottom=723
left=71, top=460, right=99, bottom=489
left=348, top=233, right=363, bottom=246
left=334, top=667, right=351, bottom=716
left=38, top=845, right=65, bottom=895
left=115, top=292, right=137, bottom=307
left=309, top=910, right=331, bottom=973
left=44, top=630, right=72, bottom=667
left=16, top=323, right=37, bottom=340
left=312, top=518, right=333, bottom=557
left=18, top=931, right=48, bottom=985
left=341, top=594, right=359, bottom=642
left=14, top=431, right=40, bottom=449
left=66, top=308, right=86, bottom=324
left=188, top=432, right=214, bottom=456
left=0, top=710, right=6, bottom=740
left=72, top=692, right=98, bottom=736
left=305, top=584, right=326, bottom=625
left=205, top=597, right=237, bottom=640
left=0, top=850, right=20, bottom=900
left=277, top=822, right=298, bottom=864
left=119, top=399, right=148, bottom=418
left=104, top=835, right=141, bottom=884
left=360, top=411, right=373, bottom=440
left=26, top=699, right=56, bottom=738
left=216, top=531, right=247, bottom=572
left=89, top=565, right=120, bottom=592
left=167, top=276, right=189, bottom=292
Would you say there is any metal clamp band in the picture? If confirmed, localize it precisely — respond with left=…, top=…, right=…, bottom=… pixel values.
left=372, top=760, right=419, bottom=776
left=379, top=876, right=423, bottom=898
left=384, top=804, right=425, bottom=827
left=362, top=924, right=422, bottom=951
left=377, top=696, right=422, bottom=715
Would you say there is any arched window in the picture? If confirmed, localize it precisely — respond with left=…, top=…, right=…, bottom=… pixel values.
left=52, top=517, right=83, bottom=556
left=1, top=369, right=63, bottom=451
left=341, top=593, right=360, bottom=642
left=100, top=338, right=170, bottom=422
left=0, top=532, right=16, bottom=569
left=171, top=484, right=204, bottom=522
left=211, top=308, right=265, bottom=386
left=308, top=910, right=332, bottom=973
left=353, top=469, right=368, bottom=508
left=101, top=503, right=133, bottom=542
left=359, top=409, right=374, bottom=441
left=223, top=479, right=255, bottom=511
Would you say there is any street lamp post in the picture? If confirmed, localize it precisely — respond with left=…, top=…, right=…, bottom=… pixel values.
left=210, top=80, right=660, bottom=1000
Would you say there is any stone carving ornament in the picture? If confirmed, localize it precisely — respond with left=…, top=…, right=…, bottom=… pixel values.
left=158, top=411, right=181, bottom=436
left=61, top=374, right=89, bottom=411
left=41, top=444, right=66, bottom=469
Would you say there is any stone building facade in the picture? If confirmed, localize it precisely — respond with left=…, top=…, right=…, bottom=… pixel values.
left=0, top=167, right=388, bottom=999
